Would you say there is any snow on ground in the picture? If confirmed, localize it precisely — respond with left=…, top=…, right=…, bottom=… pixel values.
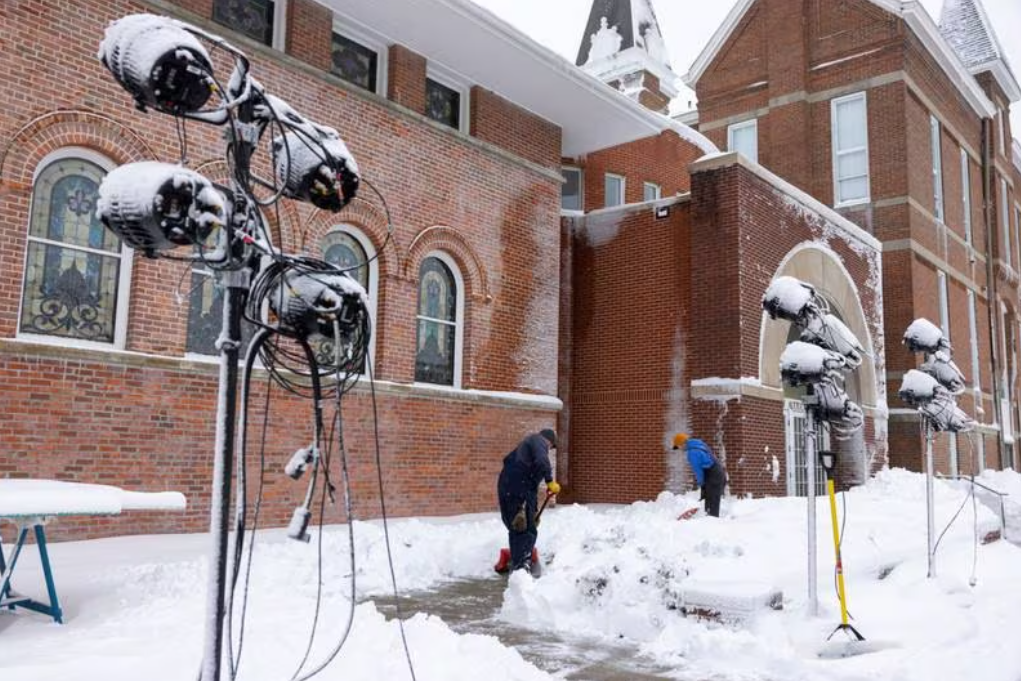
left=2, top=468, right=1021, bottom=681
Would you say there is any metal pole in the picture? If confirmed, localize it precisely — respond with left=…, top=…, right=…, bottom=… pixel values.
left=200, top=273, right=248, bottom=681
left=806, top=404, right=818, bottom=616
left=925, top=420, right=936, bottom=579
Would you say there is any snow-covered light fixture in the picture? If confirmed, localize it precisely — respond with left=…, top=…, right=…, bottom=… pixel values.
left=763, top=276, right=817, bottom=324
left=273, top=129, right=360, bottom=211
left=98, top=14, right=214, bottom=114
left=780, top=341, right=848, bottom=386
left=96, top=161, right=226, bottom=257
left=266, top=268, right=368, bottom=340
left=903, top=318, right=950, bottom=355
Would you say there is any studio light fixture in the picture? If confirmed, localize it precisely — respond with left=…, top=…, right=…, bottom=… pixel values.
left=98, top=14, right=214, bottom=114
left=96, top=161, right=227, bottom=257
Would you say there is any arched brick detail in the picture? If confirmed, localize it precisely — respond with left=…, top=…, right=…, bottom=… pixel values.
left=759, top=242, right=879, bottom=409
left=300, top=197, right=400, bottom=278
left=406, top=225, right=489, bottom=302
left=0, top=110, right=156, bottom=193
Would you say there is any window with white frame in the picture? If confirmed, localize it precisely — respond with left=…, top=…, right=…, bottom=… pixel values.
left=967, top=289, right=981, bottom=397
left=318, top=226, right=377, bottom=371
left=937, top=270, right=950, bottom=340
left=19, top=151, right=132, bottom=348
left=1001, top=177, right=1011, bottom=268
left=562, top=167, right=583, bottom=211
left=1015, top=204, right=1021, bottom=275
left=331, top=20, right=387, bottom=95
left=961, top=148, right=972, bottom=245
left=425, top=64, right=469, bottom=133
left=643, top=182, right=661, bottom=202
left=727, top=119, right=758, bottom=163
left=931, top=115, right=944, bottom=222
left=831, top=92, right=870, bottom=206
left=604, top=173, right=625, bottom=207
left=212, top=0, right=286, bottom=49
left=415, top=253, right=463, bottom=387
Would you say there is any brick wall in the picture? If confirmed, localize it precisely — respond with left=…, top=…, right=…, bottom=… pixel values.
left=564, top=153, right=884, bottom=501
left=0, top=0, right=564, bottom=539
left=577, top=130, right=701, bottom=210
left=470, top=87, right=561, bottom=169
left=692, top=0, right=1010, bottom=476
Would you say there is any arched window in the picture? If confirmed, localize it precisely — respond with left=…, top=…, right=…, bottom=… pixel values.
left=319, top=226, right=378, bottom=371
left=415, top=253, right=463, bottom=387
left=18, top=150, right=132, bottom=347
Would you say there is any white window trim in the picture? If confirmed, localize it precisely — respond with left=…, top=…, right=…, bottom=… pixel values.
left=562, top=166, right=583, bottom=211
left=961, top=148, right=972, bottom=245
left=414, top=250, right=465, bottom=390
left=937, top=270, right=949, bottom=340
left=727, top=118, right=758, bottom=163
left=323, top=224, right=379, bottom=373
left=1001, top=177, right=1011, bottom=268
left=426, top=62, right=471, bottom=134
left=605, top=173, right=625, bottom=207
left=968, top=289, right=981, bottom=395
left=271, top=0, right=288, bottom=51
left=330, top=14, right=390, bottom=96
left=643, top=181, right=661, bottom=202
left=17, top=147, right=134, bottom=351
left=830, top=92, right=871, bottom=207
left=930, top=115, right=944, bottom=223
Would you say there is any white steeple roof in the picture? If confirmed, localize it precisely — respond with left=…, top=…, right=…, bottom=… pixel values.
left=938, top=0, right=1020, bottom=102
left=575, top=0, right=679, bottom=99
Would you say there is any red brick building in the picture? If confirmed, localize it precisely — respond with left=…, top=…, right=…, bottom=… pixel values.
left=682, top=0, right=1020, bottom=479
left=0, top=0, right=886, bottom=539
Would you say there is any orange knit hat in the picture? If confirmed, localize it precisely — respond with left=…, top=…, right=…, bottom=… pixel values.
left=672, top=433, right=689, bottom=450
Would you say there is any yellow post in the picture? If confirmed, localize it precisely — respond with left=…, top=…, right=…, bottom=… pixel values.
left=827, top=476, right=850, bottom=626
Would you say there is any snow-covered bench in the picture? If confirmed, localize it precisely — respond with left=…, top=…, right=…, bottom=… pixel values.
left=0, top=479, right=186, bottom=623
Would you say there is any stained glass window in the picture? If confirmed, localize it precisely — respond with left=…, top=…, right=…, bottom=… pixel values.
left=317, top=229, right=370, bottom=371
left=426, top=78, right=461, bottom=130
left=213, top=0, right=275, bottom=46
left=186, top=269, right=254, bottom=355
left=19, top=157, right=124, bottom=343
left=415, top=257, right=457, bottom=385
left=331, top=33, right=378, bottom=93
left=321, top=230, right=368, bottom=288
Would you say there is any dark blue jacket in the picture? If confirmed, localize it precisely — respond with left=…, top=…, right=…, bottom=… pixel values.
left=685, top=438, right=717, bottom=487
left=500, top=433, right=553, bottom=497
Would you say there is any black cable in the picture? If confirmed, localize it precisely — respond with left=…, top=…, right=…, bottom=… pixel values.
left=366, top=358, right=418, bottom=681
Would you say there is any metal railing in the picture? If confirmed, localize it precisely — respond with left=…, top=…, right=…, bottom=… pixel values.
left=937, top=473, right=1009, bottom=542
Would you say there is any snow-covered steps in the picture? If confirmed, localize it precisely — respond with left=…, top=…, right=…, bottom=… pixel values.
left=680, top=579, right=783, bottom=623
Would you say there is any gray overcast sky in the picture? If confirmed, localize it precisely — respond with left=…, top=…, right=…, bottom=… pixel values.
left=469, top=0, right=1021, bottom=139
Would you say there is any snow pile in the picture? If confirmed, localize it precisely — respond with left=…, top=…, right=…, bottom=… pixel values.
left=4, top=469, right=1021, bottom=681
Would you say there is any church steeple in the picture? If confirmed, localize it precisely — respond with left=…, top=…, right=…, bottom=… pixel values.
left=575, top=0, right=678, bottom=114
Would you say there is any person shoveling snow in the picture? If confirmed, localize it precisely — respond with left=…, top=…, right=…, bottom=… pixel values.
left=496, top=429, right=560, bottom=576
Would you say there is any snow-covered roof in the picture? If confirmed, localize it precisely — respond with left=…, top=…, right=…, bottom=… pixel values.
left=574, top=0, right=679, bottom=99
left=322, top=0, right=708, bottom=157
left=683, top=0, right=999, bottom=117
left=939, top=0, right=1021, bottom=102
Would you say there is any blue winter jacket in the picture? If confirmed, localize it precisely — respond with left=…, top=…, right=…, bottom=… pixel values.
left=685, top=438, right=717, bottom=487
left=500, top=433, right=553, bottom=496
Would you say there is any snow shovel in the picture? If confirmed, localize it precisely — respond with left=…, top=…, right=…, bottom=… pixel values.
left=494, top=490, right=555, bottom=575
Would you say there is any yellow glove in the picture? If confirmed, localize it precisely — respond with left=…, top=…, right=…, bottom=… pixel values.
left=547, top=481, right=561, bottom=495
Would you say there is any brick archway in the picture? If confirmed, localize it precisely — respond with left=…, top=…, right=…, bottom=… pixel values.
left=759, top=242, right=879, bottom=410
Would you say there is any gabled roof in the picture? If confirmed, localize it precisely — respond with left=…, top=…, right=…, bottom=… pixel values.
left=574, top=0, right=678, bottom=99
left=938, top=0, right=1021, bottom=102
left=683, top=0, right=999, bottom=118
